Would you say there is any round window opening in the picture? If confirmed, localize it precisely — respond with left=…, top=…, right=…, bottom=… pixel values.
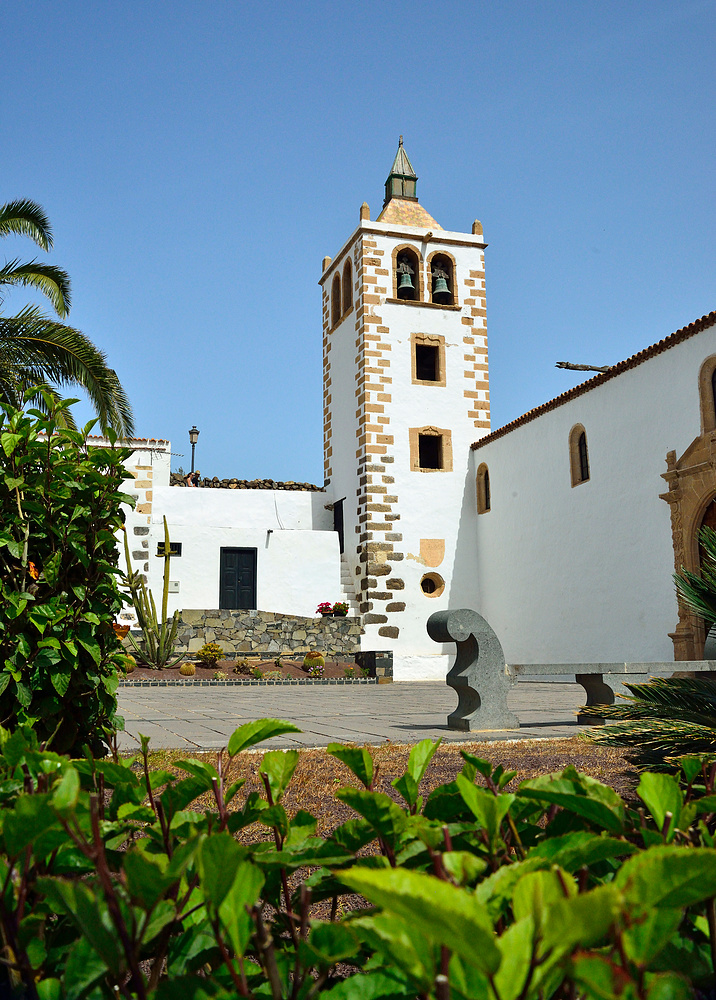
left=420, top=572, right=445, bottom=597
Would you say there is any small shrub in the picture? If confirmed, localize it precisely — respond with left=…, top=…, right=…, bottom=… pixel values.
left=178, top=662, right=196, bottom=676
left=196, top=641, right=224, bottom=665
left=0, top=396, right=130, bottom=755
left=252, top=667, right=264, bottom=679
left=213, top=670, right=228, bottom=680
left=263, top=670, right=284, bottom=681
left=233, top=657, right=252, bottom=675
left=274, top=654, right=283, bottom=667
left=343, top=665, right=356, bottom=678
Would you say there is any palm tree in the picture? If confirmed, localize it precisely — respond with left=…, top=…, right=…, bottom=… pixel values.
left=0, top=199, right=134, bottom=435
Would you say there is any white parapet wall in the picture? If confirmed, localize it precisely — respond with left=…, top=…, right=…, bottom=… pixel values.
left=132, top=479, right=339, bottom=621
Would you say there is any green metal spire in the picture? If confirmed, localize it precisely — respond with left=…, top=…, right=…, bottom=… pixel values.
left=384, top=135, right=418, bottom=207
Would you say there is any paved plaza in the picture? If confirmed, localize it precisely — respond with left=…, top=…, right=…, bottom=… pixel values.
left=117, top=681, right=590, bottom=751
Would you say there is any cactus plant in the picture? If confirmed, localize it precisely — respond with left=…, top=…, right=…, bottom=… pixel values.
left=123, top=516, right=183, bottom=669
left=179, top=662, right=196, bottom=677
left=196, top=642, right=224, bottom=665
left=303, top=651, right=325, bottom=677
left=121, top=655, right=136, bottom=674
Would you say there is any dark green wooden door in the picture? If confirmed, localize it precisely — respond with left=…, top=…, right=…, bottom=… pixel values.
left=219, top=548, right=257, bottom=610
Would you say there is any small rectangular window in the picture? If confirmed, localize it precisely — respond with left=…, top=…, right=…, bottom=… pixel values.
left=156, top=541, right=182, bottom=557
left=418, top=434, right=442, bottom=469
left=415, top=344, right=439, bottom=382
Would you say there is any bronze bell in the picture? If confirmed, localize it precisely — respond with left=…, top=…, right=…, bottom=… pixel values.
left=432, top=269, right=451, bottom=303
left=397, top=259, right=415, bottom=298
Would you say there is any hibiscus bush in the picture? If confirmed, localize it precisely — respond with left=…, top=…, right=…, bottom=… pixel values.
left=0, top=396, right=133, bottom=754
left=1, top=720, right=716, bottom=998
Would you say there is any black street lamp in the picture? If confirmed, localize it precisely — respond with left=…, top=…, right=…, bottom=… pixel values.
left=189, top=425, right=200, bottom=474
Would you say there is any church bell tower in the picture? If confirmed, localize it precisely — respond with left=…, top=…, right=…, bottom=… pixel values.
left=320, top=139, right=490, bottom=677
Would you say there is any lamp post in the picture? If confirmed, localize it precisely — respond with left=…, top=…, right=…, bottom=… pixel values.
left=189, top=425, right=199, bottom=474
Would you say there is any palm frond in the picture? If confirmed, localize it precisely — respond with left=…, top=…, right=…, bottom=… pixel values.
left=0, top=200, right=53, bottom=250
left=0, top=308, right=134, bottom=436
left=674, top=527, right=716, bottom=625
left=585, top=675, right=716, bottom=766
left=0, top=259, right=71, bottom=317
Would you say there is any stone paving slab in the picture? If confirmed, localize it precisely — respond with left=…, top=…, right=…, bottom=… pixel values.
left=117, top=681, right=589, bottom=752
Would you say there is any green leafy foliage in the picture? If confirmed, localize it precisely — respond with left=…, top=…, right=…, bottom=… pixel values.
left=0, top=396, right=130, bottom=753
left=0, top=724, right=714, bottom=997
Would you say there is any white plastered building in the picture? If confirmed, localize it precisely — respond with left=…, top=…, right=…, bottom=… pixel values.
left=111, top=141, right=716, bottom=680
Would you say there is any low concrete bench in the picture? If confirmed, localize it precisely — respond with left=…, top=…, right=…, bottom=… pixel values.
left=428, top=608, right=716, bottom=732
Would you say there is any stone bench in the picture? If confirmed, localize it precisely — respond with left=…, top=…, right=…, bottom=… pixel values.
left=428, top=608, right=716, bottom=732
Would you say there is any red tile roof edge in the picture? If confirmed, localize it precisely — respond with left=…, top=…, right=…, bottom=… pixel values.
left=471, top=310, right=716, bottom=451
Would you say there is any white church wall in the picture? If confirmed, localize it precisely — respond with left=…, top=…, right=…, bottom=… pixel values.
left=473, top=326, right=716, bottom=665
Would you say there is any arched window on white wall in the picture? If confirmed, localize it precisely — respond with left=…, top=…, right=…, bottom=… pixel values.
left=698, top=356, right=716, bottom=433
left=569, top=424, right=590, bottom=487
left=476, top=463, right=491, bottom=513
left=331, top=273, right=341, bottom=327
left=342, top=259, right=353, bottom=314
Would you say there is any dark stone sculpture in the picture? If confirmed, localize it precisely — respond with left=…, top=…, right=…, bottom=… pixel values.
left=427, top=608, right=519, bottom=732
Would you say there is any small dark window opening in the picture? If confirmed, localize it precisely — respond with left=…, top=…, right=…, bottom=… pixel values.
left=419, top=434, right=442, bottom=469
left=415, top=344, right=439, bottom=382
left=157, top=541, right=182, bottom=557
left=483, top=469, right=491, bottom=511
left=578, top=432, right=589, bottom=482
left=421, top=577, right=437, bottom=594
left=396, top=251, right=418, bottom=300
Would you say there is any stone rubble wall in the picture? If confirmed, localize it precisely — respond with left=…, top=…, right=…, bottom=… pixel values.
left=170, top=474, right=321, bottom=491
left=174, top=609, right=363, bottom=657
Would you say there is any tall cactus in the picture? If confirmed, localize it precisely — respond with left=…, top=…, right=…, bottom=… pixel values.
left=123, top=516, right=183, bottom=669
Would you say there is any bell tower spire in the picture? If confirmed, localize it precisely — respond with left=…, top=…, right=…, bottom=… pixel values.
left=383, top=135, right=418, bottom=206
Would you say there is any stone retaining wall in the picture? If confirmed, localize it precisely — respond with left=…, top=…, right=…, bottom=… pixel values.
left=174, top=609, right=363, bottom=657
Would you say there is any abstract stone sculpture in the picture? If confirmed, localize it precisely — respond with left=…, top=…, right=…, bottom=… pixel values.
left=427, top=608, right=519, bottom=732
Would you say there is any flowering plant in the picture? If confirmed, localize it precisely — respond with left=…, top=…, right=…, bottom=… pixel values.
left=316, top=602, right=333, bottom=615
left=332, top=601, right=349, bottom=615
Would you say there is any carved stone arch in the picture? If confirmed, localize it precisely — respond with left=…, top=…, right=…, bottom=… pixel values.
left=427, top=248, right=457, bottom=306
left=661, top=430, right=716, bottom=659
left=392, top=243, right=423, bottom=301
left=698, top=355, right=716, bottom=433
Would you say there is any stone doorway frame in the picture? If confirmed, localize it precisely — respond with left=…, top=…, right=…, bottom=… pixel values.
left=660, top=433, right=716, bottom=659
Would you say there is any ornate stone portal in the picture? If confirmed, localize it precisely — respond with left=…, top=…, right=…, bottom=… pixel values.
left=660, top=433, right=716, bottom=659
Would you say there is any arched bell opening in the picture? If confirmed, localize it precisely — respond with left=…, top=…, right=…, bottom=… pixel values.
left=396, top=247, right=420, bottom=301
left=428, top=251, right=455, bottom=306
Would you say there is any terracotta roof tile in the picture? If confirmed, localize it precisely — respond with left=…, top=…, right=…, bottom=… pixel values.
left=472, top=310, right=716, bottom=450
left=377, top=199, right=442, bottom=229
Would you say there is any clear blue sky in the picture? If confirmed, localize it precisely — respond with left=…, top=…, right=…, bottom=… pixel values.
left=4, top=1, right=715, bottom=482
